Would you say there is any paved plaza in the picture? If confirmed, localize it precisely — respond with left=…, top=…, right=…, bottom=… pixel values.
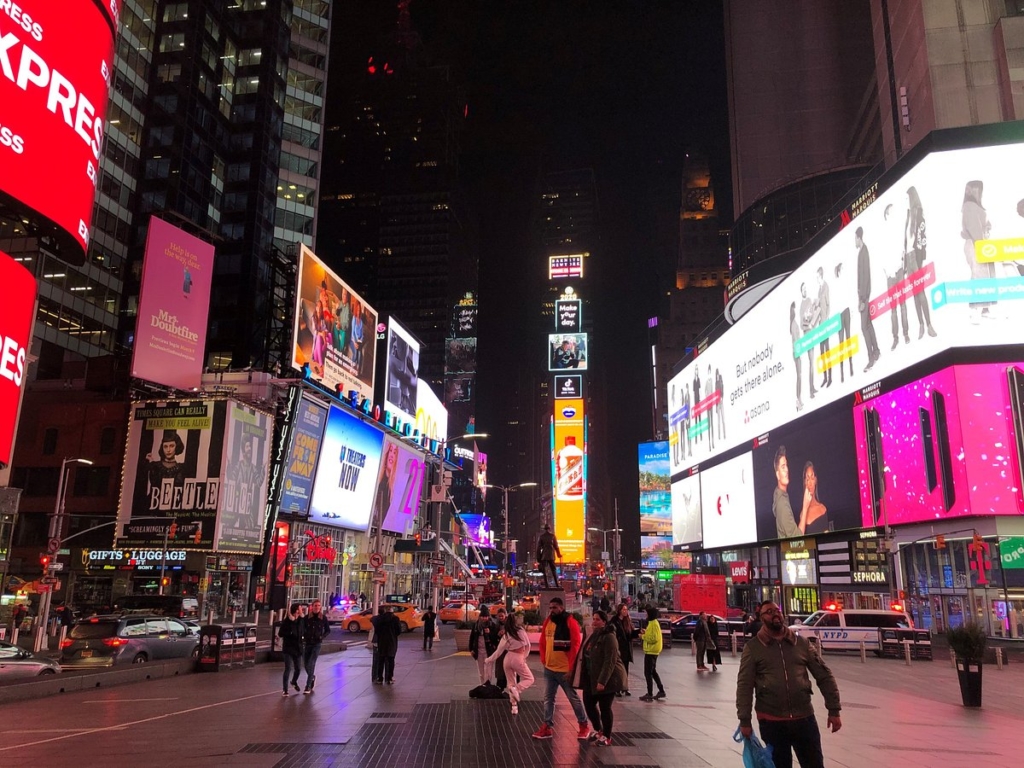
left=1, top=632, right=1020, bottom=768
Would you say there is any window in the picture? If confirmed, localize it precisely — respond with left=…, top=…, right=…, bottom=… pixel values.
left=818, top=613, right=840, bottom=627
left=159, top=33, right=186, bottom=52
left=73, top=466, right=111, bottom=497
left=42, top=428, right=58, bottom=455
left=155, top=63, right=182, bottom=83
left=163, top=2, right=189, bottom=21
left=123, top=619, right=149, bottom=637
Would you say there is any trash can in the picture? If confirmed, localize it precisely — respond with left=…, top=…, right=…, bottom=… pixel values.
left=242, top=624, right=257, bottom=666
left=878, top=627, right=932, bottom=660
left=197, top=624, right=233, bottom=672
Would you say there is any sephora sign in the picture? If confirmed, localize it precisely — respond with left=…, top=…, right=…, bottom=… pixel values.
left=0, top=1, right=121, bottom=264
left=0, top=251, right=38, bottom=466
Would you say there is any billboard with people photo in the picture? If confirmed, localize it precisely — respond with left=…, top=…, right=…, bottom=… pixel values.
left=214, top=403, right=272, bottom=553
left=292, top=245, right=377, bottom=401
left=374, top=435, right=428, bottom=535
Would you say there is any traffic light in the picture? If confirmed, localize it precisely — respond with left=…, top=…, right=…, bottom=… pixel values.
left=39, top=554, right=50, bottom=569
left=168, top=521, right=177, bottom=538
left=161, top=577, right=170, bottom=588
left=935, top=535, right=946, bottom=549
left=415, top=532, right=422, bottom=546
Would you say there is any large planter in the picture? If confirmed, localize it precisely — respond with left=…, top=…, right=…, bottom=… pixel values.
left=454, top=629, right=472, bottom=652
left=955, top=658, right=983, bottom=707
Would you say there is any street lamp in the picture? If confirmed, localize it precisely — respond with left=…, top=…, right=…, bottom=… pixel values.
left=35, top=457, right=92, bottom=652
left=482, top=481, right=537, bottom=611
left=588, top=527, right=622, bottom=564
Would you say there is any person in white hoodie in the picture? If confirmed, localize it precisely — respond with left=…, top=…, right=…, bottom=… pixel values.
left=487, top=611, right=535, bottom=715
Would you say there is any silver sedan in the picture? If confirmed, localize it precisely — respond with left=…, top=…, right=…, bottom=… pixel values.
left=0, top=641, right=62, bottom=681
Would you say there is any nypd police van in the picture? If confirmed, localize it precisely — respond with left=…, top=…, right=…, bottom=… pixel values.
left=793, top=606, right=913, bottom=653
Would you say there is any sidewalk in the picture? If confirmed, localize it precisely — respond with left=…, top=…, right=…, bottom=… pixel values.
left=0, top=630, right=1019, bottom=768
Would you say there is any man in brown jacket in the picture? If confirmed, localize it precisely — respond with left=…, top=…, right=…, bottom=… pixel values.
left=736, top=601, right=842, bottom=768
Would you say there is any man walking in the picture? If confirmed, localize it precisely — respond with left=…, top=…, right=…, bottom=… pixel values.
left=371, top=606, right=401, bottom=684
left=856, top=226, right=880, bottom=371
left=532, top=597, right=590, bottom=740
left=422, top=605, right=437, bottom=651
left=736, top=601, right=842, bottom=768
left=302, top=599, right=331, bottom=693
left=536, top=524, right=562, bottom=589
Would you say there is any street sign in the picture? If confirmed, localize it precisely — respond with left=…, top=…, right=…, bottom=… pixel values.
left=429, top=557, right=445, bottom=566
left=40, top=576, right=58, bottom=584
left=372, top=569, right=387, bottom=585
left=47, top=537, right=60, bottom=555
left=369, top=552, right=384, bottom=569
left=48, top=562, right=64, bottom=572
left=468, top=578, right=487, bottom=586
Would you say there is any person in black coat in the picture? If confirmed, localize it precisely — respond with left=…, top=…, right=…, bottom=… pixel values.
left=469, top=605, right=500, bottom=684
left=609, top=603, right=636, bottom=697
left=422, top=605, right=437, bottom=651
left=371, top=606, right=402, bottom=684
left=302, top=599, right=331, bottom=693
left=706, top=614, right=722, bottom=671
left=277, top=604, right=304, bottom=695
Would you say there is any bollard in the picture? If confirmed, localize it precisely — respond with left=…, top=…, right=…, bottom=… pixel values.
left=950, top=649, right=957, bottom=669
left=12, top=628, right=18, bottom=645
left=903, top=640, right=912, bottom=666
left=860, top=639, right=866, bottom=663
left=691, top=637, right=696, bottom=656
left=231, top=610, right=237, bottom=624
left=253, top=610, right=260, bottom=627
left=996, top=647, right=1004, bottom=670
left=59, top=625, right=67, bottom=649
left=731, top=633, right=738, bottom=656
left=208, top=608, right=215, bottom=626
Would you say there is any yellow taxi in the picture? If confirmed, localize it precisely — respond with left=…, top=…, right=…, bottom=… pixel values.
left=384, top=603, right=424, bottom=633
left=342, top=608, right=374, bottom=633
left=439, top=601, right=480, bottom=624
left=519, top=595, right=540, bottom=611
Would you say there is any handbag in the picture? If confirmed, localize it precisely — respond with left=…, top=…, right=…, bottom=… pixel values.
left=733, top=726, right=776, bottom=768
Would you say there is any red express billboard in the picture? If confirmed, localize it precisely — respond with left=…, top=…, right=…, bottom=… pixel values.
left=0, top=1, right=120, bottom=264
left=0, top=251, right=37, bottom=466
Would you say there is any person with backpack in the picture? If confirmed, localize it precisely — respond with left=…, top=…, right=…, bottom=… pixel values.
left=638, top=606, right=666, bottom=701
left=277, top=603, right=304, bottom=696
left=302, top=599, right=331, bottom=693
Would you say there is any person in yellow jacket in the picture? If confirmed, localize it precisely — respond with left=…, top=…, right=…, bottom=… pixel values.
left=638, top=606, right=666, bottom=702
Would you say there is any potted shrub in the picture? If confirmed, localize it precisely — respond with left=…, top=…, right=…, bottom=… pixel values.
left=522, top=609, right=541, bottom=630
left=947, top=623, right=986, bottom=707
left=453, top=620, right=473, bottom=652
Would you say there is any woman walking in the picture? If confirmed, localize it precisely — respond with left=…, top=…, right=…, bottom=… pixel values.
left=904, top=186, right=937, bottom=338
left=278, top=603, right=304, bottom=695
left=609, top=603, right=635, bottom=696
left=486, top=612, right=534, bottom=715
left=578, top=610, right=625, bottom=746
left=639, top=607, right=666, bottom=701
left=693, top=611, right=711, bottom=672
left=706, top=614, right=722, bottom=672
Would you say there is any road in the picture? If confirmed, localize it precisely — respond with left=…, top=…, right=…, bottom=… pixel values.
left=1, top=631, right=1019, bottom=767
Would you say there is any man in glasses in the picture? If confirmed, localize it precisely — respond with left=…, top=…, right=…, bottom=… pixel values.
left=532, top=597, right=589, bottom=740
left=736, top=601, right=842, bottom=768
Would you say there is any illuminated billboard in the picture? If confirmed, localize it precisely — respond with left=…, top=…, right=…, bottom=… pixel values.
left=699, top=452, right=757, bottom=550
left=308, top=404, right=385, bottom=531
left=549, top=254, right=585, bottom=279
left=0, top=252, right=36, bottom=467
left=445, top=338, right=477, bottom=373
left=215, top=402, right=272, bottom=553
left=554, top=374, right=583, bottom=399
left=292, top=245, right=377, bottom=402
left=458, top=513, right=495, bottom=547
left=415, top=379, right=449, bottom=446
left=548, top=333, right=588, bottom=371
left=671, top=473, right=702, bottom=548
left=551, top=397, right=586, bottom=563
left=0, top=1, right=120, bottom=263
left=117, top=400, right=228, bottom=551
left=277, top=395, right=328, bottom=517
left=131, top=217, right=215, bottom=390
left=853, top=362, right=1024, bottom=527
left=453, top=295, right=478, bottom=338
left=638, top=441, right=670, bottom=535
left=556, top=298, right=582, bottom=333
left=384, top=317, right=420, bottom=426
left=668, top=138, right=1024, bottom=479
left=374, top=436, right=427, bottom=535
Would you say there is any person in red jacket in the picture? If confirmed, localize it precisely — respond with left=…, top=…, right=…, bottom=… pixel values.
left=532, top=597, right=589, bottom=740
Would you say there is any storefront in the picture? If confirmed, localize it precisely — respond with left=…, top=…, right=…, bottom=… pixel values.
left=285, top=523, right=360, bottom=605
left=68, top=547, right=196, bottom=613
left=780, top=539, right=819, bottom=617
left=202, top=553, right=253, bottom=617
left=817, top=531, right=891, bottom=611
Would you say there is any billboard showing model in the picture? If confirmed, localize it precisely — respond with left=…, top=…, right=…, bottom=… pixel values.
left=292, top=245, right=377, bottom=402
left=373, top=436, right=427, bottom=535
left=215, top=403, right=272, bottom=553
left=549, top=333, right=588, bottom=371
left=384, top=317, right=420, bottom=426
left=0, top=1, right=120, bottom=263
left=638, top=441, right=670, bottom=535
left=131, top=217, right=215, bottom=390
left=308, top=404, right=385, bottom=531
left=117, top=400, right=227, bottom=551
left=668, top=138, right=1024, bottom=478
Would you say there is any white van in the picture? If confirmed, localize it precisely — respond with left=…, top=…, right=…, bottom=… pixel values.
left=793, top=608, right=913, bottom=652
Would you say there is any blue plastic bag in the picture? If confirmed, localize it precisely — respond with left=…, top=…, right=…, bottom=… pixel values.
left=733, top=726, right=775, bottom=768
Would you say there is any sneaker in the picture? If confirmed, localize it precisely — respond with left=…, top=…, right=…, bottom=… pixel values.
left=577, top=724, right=590, bottom=740
left=587, top=731, right=601, bottom=742
left=624, top=690, right=631, bottom=696
left=303, top=687, right=311, bottom=694
left=595, top=735, right=611, bottom=746
left=639, top=694, right=654, bottom=702
left=532, top=725, right=553, bottom=740
left=654, top=690, right=666, bottom=700
left=292, top=682, right=301, bottom=692
left=511, top=704, right=519, bottom=715
left=712, top=665, right=718, bottom=672
left=282, top=690, right=289, bottom=696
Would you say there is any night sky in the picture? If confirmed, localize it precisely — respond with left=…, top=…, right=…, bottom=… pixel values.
left=331, top=1, right=731, bottom=556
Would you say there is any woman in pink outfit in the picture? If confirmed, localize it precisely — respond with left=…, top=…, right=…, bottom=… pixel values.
left=487, top=612, right=534, bottom=715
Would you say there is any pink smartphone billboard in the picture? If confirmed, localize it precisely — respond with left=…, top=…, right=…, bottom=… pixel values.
left=853, top=362, right=1024, bottom=526
left=131, top=217, right=214, bottom=390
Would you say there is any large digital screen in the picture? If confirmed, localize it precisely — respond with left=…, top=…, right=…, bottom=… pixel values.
left=549, top=254, right=584, bottom=279
left=641, top=535, right=678, bottom=569
left=277, top=396, right=328, bottom=517
left=384, top=318, right=420, bottom=425
left=445, top=338, right=477, bottom=373
left=215, top=402, right=272, bottom=553
left=549, top=333, right=589, bottom=371
left=782, top=557, right=818, bottom=586
left=668, top=139, right=1024, bottom=479
left=852, top=362, right=1024, bottom=527
left=0, top=252, right=36, bottom=467
left=117, top=400, right=228, bottom=551
left=453, top=298, right=478, bottom=338
left=374, top=436, right=427, bottom=535
left=131, top=217, right=215, bottom=390
left=458, top=513, right=494, bottom=547
left=639, top=441, right=670, bottom=534
left=750, top=406, right=861, bottom=542
left=671, top=473, right=702, bottom=547
left=415, top=379, right=448, bottom=446
left=292, top=245, right=377, bottom=401
left=0, top=1, right=119, bottom=263
left=556, top=299, right=582, bottom=333
left=308, top=404, right=385, bottom=531
left=699, top=452, right=757, bottom=550
left=552, top=397, right=586, bottom=563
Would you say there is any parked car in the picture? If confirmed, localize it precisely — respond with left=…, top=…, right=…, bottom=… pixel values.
left=439, top=601, right=480, bottom=624
left=384, top=603, right=423, bottom=633
left=111, top=594, right=199, bottom=619
left=343, top=609, right=374, bottom=633
left=60, top=614, right=200, bottom=668
left=670, top=614, right=744, bottom=641
left=326, top=604, right=364, bottom=625
left=0, top=641, right=61, bottom=681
